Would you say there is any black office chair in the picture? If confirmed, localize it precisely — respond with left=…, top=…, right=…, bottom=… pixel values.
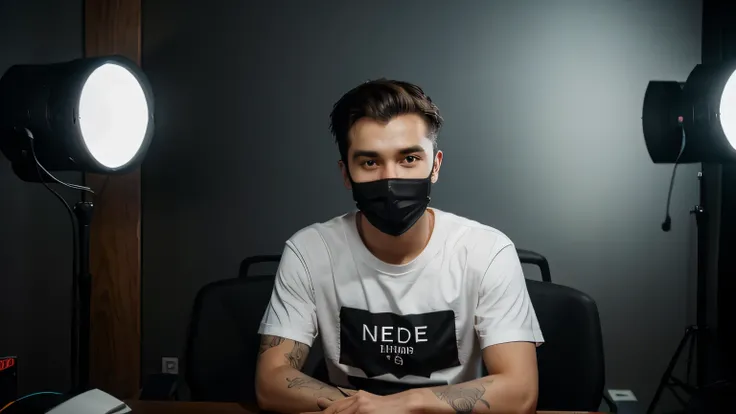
left=181, top=254, right=328, bottom=403
left=141, top=249, right=615, bottom=411
left=183, top=274, right=274, bottom=402
left=512, top=249, right=622, bottom=412
left=139, top=255, right=327, bottom=403
left=526, top=279, right=617, bottom=412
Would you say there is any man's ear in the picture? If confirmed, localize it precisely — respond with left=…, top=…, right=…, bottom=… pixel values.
left=338, top=160, right=352, bottom=189
left=431, top=150, right=443, bottom=183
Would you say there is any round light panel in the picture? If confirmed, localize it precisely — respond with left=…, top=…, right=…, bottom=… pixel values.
left=78, top=63, right=150, bottom=169
left=719, top=68, right=736, bottom=151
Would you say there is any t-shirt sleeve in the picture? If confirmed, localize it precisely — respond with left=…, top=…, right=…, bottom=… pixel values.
left=257, top=242, right=318, bottom=346
left=475, top=243, right=544, bottom=349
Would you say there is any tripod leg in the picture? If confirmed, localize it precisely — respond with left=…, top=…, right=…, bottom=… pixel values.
left=647, top=328, right=695, bottom=414
left=686, top=328, right=696, bottom=384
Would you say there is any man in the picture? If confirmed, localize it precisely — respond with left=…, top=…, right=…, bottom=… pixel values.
left=255, top=79, right=543, bottom=414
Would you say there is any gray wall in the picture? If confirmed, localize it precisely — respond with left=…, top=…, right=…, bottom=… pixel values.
left=141, top=0, right=702, bottom=406
left=0, top=0, right=83, bottom=395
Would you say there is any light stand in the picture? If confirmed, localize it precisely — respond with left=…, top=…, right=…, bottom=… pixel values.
left=72, top=200, right=94, bottom=393
left=647, top=169, right=710, bottom=413
left=0, top=55, right=154, bottom=411
left=693, top=171, right=709, bottom=390
left=642, top=60, right=736, bottom=412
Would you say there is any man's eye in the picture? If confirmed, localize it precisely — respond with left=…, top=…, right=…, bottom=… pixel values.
left=404, top=155, right=418, bottom=163
left=363, top=160, right=377, bottom=167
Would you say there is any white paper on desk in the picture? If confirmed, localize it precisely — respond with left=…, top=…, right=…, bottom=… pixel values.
left=46, top=388, right=131, bottom=414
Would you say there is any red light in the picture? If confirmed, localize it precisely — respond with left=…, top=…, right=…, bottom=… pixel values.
left=0, top=357, right=15, bottom=371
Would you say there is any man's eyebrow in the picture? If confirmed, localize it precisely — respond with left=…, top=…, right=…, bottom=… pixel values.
left=352, top=150, right=380, bottom=160
left=398, top=145, right=426, bottom=155
left=351, top=146, right=427, bottom=160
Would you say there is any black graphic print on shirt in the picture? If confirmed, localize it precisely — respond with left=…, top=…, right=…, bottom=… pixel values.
left=338, top=307, right=461, bottom=378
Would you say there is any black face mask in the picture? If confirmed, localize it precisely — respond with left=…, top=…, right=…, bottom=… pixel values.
left=350, top=172, right=433, bottom=237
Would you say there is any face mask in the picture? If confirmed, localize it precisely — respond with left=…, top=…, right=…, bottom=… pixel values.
left=350, top=171, right=433, bottom=237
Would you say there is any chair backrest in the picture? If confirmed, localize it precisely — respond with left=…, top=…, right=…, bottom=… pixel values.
left=184, top=255, right=326, bottom=403
left=526, top=279, right=606, bottom=412
left=517, top=248, right=552, bottom=282
left=184, top=275, right=274, bottom=402
left=239, top=255, right=282, bottom=278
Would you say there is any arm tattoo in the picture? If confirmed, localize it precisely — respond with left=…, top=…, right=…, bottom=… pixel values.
left=285, top=341, right=309, bottom=370
left=433, top=380, right=492, bottom=414
left=258, top=336, right=311, bottom=372
left=286, top=376, right=339, bottom=402
left=258, top=335, right=285, bottom=357
left=286, top=376, right=327, bottom=391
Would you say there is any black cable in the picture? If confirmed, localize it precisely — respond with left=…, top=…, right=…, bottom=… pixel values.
left=29, top=149, right=93, bottom=194
left=662, top=123, right=687, bottom=232
left=24, top=129, right=78, bottom=274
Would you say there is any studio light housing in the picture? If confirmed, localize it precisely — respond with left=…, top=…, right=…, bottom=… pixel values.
left=0, top=55, right=154, bottom=181
left=643, top=60, right=736, bottom=164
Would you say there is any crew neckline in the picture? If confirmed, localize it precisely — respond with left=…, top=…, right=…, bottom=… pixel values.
left=343, top=208, right=446, bottom=276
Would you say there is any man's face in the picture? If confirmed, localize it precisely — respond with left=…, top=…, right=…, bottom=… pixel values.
left=339, top=114, right=443, bottom=187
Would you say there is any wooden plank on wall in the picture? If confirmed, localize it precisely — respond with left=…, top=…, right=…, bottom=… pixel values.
left=84, top=0, right=142, bottom=399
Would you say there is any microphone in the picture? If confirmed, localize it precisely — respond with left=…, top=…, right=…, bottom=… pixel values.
left=661, top=216, right=671, bottom=232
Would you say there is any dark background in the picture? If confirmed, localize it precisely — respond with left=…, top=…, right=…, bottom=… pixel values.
left=0, top=0, right=82, bottom=395
left=2, top=0, right=733, bottom=410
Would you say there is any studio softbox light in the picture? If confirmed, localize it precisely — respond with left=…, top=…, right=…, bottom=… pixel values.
left=0, top=55, right=154, bottom=181
left=643, top=60, right=736, bottom=164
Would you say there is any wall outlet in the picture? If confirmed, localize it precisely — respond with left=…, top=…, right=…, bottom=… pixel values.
left=161, top=357, right=179, bottom=374
left=607, top=389, right=637, bottom=402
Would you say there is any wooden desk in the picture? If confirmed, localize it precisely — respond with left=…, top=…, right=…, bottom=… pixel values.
left=126, top=400, right=603, bottom=414
left=127, top=401, right=256, bottom=413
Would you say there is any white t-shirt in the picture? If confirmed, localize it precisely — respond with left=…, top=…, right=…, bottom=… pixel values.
left=258, top=208, right=544, bottom=395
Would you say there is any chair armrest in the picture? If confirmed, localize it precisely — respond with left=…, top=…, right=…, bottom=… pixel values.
left=139, top=373, right=180, bottom=400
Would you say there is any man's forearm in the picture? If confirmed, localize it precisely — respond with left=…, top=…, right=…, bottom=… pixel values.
left=256, top=365, right=349, bottom=414
left=403, top=375, right=536, bottom=414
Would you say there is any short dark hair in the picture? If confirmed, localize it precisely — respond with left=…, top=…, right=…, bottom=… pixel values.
left=329, top=79, right=443, bottom=162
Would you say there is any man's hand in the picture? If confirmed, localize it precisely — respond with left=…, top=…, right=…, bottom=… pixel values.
left=302, top=390, right=419, bottom=414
